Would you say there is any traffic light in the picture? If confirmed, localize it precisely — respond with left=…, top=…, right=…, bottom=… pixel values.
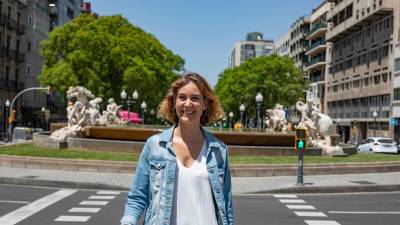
left=295, top=128, right=307, bottom=151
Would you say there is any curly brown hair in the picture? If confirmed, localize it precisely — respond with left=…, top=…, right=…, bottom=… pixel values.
left=158, top=72, right=225, bottom=126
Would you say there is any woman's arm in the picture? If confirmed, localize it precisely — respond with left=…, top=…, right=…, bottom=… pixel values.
left=120, top=142, right=151, bottom=225
left=224, top=147, right=234, bottom=225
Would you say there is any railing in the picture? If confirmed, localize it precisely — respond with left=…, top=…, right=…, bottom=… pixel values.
left=0, top=47, right=25, bottom=63
left=307, top=22, right=327, bottom=36
left=306, top=38, right=326, bottom=52
left=0, top=13, right=26, bottom=34
left=306, top=55, right=326, bottom=67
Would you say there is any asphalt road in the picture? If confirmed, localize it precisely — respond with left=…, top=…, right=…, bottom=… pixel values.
left=0, top=184, right=399, bottom=225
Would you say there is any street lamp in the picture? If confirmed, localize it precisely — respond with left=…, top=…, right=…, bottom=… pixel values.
left=4, top=100, right=10, bottom=141
left=239, top=104, right=245, bottom=131
left=255, top=92, right=263, bottom=131
left=228, top=111, right=234, bottom=131
left=372, top=110, right=378, bottom=137
left=41, top=107, right=45, bottom=130
left=150, top=109, right=155, bottom=125
left=141, top=101, right=147, bottom=125
left=120, top=89, right=139, bottom=123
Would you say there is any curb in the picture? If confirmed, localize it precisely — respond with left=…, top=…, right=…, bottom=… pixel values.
left=251, top=184, right=400, bottom=194
left=1, top=155, right=400, bottom=177
left=0, top=177, right=127, bottom=191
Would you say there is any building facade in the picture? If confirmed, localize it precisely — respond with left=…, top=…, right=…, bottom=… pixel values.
left=324, top=0, right=399, bottom=142
left=229, top=32, right=274, bottom=68
left=289, top=16, right=311, bottom=76
left=0, top=0, right=27, bottom=136
left=305, top=1, right=333, bottom=112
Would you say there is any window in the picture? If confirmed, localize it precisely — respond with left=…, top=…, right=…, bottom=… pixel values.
left=26, top=64, right=31, bottom=76
left=28, top=15, right=33, bottom=27
left=395, top=58, right=400, bottom=72
left=374, top=75, right=380, bottom=85
left=364, top=77, right=369, bottom=86
left=27, top=41, right=31, bottom=51
left=394, top=88, right=400, bottom=101
left=382, top=73, right=388, bottom=83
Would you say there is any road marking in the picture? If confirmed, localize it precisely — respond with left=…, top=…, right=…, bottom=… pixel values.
left=329, top=211, right=400, bottom=214
left=286, top=204, right=315, bottom=210
left=295, top=211, right=327, bottom=217
left=68, top=207, right=101, bottom=213
left=273, top=194, right=297, bottom=198
left=89, top=195, right=115, bottom=200
left=55, top=215, right=90, bottom=222
left=279, top=199, right=306, bottom=204
left=0, top=189, right=77, bottom=225
left=97, top=191, right=121, bottom=195
left=305, top=220, right=341, bottom=225
left=0, top=200, right=30, bottom=204
left=79, top=201, right=108, bottom=206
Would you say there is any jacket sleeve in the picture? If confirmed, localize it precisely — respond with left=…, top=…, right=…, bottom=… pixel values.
left=224, top=146, right=234, bottom=225
left=120, top=142, right=151, bottom=225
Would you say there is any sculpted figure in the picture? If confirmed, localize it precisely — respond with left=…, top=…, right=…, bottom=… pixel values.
left=296, top=100, right=343, bottom=155
left=265, top=103, right=287, bottom=132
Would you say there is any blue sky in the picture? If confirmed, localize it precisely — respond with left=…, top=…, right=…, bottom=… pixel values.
left=90, top=0, right=323, bottom=86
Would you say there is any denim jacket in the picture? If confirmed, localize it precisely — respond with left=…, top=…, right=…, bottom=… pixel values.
left=120, top=126, right=233, bottom=225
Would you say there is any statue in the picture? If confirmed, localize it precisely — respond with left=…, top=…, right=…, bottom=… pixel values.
left=50, top=86, right=126, bottom=142
left=265, top=103, right=287, bottom=132
left=296, top=101, right=343, bottom=155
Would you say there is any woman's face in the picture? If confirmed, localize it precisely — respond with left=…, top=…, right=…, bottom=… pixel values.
left=175, top=82, right=207, bottom=126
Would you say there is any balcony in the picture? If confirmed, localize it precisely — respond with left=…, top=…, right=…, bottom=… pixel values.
left=0, top=79, right=24, bottom=91
left=306, top=38, right=327, bottom=56
left=307, top=22, right=327, bottom=40
left=0, top=13, right=26, bottom=35
left=306, top=55, right=326, bottom=70
left=0, top=47, right=25, bottom=64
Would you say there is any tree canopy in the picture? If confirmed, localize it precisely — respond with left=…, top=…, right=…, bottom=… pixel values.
left=215, top=54, right=307, bottom=117
left=39, top=14, right=184, bottom=112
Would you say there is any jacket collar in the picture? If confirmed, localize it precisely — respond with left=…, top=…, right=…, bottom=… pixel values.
left=159, top=125, right=222, bottom=149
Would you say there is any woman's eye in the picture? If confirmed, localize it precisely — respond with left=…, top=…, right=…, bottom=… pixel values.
left=178, top=96, right=186, bottom=101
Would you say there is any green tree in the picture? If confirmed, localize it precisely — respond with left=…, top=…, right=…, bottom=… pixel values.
left=39, top=14, right=184, bottom=113
left=215, top=54, right=307, bottom=117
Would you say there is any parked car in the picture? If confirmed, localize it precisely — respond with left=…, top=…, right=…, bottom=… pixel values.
left=356, top=137, right=398, bottom=154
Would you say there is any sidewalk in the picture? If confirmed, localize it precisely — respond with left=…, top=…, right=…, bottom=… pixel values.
left=1, top=166, right=400, bottom=194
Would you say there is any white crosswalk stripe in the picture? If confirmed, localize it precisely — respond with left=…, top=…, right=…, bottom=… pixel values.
left=273, top=194, right=297, bottom=198
left=97, top=191, right=121, bottom=195
left=279, top=199, right=306, bottom=203
left=305, top=220, right=341, bottom=225
left=79, top=200, right=109, bottom=206
left=68, top=207, right=101, bottom=213
left=286, top=204, right=315, bottom=210
left=55, top=215, right=91, bottom=222
left=295, top=211, right=327, bottom=217
left=0, top=189, right=77, bottom=225
left=89, top=195, right=115, bottom=200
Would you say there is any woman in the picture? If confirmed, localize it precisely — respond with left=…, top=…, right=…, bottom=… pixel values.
left=120, top=72, right=233, bottom=225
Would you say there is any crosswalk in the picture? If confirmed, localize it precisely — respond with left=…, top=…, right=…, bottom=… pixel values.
left=273, top=194, right=342, bottom=225
left=54, top=190, right=121, bottom=223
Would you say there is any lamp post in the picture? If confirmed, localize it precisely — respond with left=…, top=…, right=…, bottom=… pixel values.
left=372, top=110, right=378, bottom=137
left=228, top=111, right=234, bottom=131
left=141, top=101, right=147, bottom=125
left=239, top=104, right=245, bottom=131
left=150, top=109, right=155, bottom=125
left=4, top=100, right=10, bottom=142
left=41, top=107, right=45, bottom=130
left=255, top=92, right=263, bottom=131
left=120, top=90, right=139, bottom=123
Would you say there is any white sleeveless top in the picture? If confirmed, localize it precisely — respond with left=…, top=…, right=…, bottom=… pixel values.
left=171, top=141, right=218, bottom=225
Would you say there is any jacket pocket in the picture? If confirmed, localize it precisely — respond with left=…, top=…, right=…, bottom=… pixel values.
left=218, top=168, right=225, bottom=185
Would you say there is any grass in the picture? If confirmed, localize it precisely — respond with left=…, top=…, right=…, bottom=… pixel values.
left=1, top=143, right=400, bottom=165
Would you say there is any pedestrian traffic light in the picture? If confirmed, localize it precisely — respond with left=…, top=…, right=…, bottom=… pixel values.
left=295, top=128, right=307, bottom=151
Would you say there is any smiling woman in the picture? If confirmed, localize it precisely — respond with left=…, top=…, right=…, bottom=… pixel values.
left=120, top=72, right=233, bottom=225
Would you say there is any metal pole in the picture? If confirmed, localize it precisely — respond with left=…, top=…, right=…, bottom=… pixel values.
left=256, top=102, right=261, bottom=130
left=240, top=111, right=243, bottom=131
left=374, top=117, right=376, bottom=137
left=142, top=109, right=145, bottom=125
left=127, top=99, right=131, bottom=123
left=297, top=148, right=304, bottom=185
left=4, top=105, right=9, bottom=142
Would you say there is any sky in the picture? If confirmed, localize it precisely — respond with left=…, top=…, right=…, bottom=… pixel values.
left=90, top=0, right=323, bottom=86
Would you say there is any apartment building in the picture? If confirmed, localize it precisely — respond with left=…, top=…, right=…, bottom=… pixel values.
left=289, top=16, right=311, bottom=76
left=305, top=1, right=333, bottom=112
left=229, top=32, right=274, bottom=68
left=325, top=0, right=399, bottom=142
left=22, top=0, right=81, bottom=128
left=275, top=30, right=290, bottom=56
left=0, top=0, right=27, bottom=135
